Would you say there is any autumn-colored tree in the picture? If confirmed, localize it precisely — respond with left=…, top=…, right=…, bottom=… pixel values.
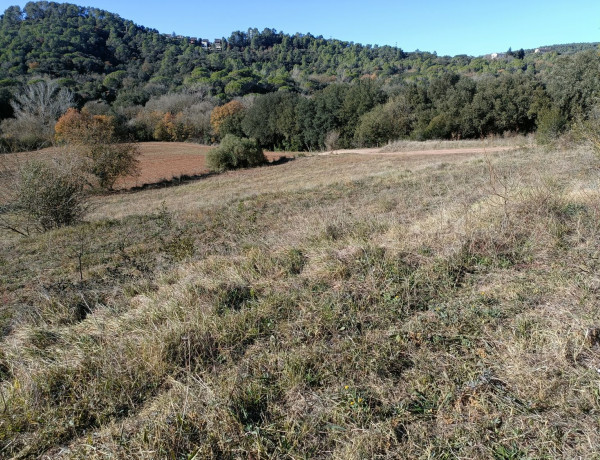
left=210, top=100, right=245, bottom=138
left=153, top=112, right=192, bottom=141
left=55, top=107, right=114, bottom=144
left=54, top=108, right=139, bottom=190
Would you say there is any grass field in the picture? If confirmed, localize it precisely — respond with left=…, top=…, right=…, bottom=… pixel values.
left=2, top=138, right=600, bottom=458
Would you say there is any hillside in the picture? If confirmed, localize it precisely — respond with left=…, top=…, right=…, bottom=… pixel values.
left=2, top=139, right=600, bottom=457
left=0, top=3, right=599, bottom=153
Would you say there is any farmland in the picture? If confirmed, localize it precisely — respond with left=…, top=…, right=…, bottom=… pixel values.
left=0, top=142, right=291, bottom=191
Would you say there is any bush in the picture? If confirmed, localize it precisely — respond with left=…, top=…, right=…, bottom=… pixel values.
left=206, top=135, right=266, bottom=171
left=572, top=105, right=600, bottom=157
left=0, top=116, right=53, bottom=151
left=86, top=142, right=140, bottom=190
left=17, top=156, right=87, bottom=231
left=536, top=107, right=566, bottom=145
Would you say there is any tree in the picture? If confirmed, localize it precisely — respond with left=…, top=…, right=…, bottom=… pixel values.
left=55, top=108, right=139, bottom=190
left=242, top=92, right=300, bottom=150
left=0, top=80, right=73, bottom=150
left=210, top=101, right=245, bottom=138
left=516, top=48, right=525, bottom=60
left=10, top=80, right=73, bottom=126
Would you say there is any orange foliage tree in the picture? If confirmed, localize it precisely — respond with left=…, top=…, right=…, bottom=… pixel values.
left=210, top=101, right=245, bottom=138
left=55, top=108, right=139, bottom=190
left=153, top=112, right=192, bottom=141
left=55, top=107, right=115, bottom=144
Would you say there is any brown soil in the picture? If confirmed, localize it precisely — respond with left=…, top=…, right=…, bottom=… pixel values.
left=115, top=142, right=293, bottom=189
left=115, top=142, right=212, bottom=189
left=0, top=142, right=292, bottom=191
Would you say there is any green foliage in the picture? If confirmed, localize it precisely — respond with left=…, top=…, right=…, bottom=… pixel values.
left=535, top=106, right=566, bottom=144
left=206, top=134, right=266, bottom=171
left=1, top=2, right=600, bottom=150
left=354, top=96, right=413, bottom=146
left=242, top=91, right=301, bottom=150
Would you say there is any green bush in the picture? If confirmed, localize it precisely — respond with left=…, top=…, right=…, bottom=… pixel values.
left=536, top=107, right=565, bottom=145
left=206, top=134, right=266, bottom=171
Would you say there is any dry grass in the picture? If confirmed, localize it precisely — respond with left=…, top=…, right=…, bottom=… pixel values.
left=382, top=134, right=535, bottom=152
left=2, top=140, right=600, bottom=458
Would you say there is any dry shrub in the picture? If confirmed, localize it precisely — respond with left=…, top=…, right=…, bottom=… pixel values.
left=16, top=154, right=88, bottom=231
left=573, top=104, right=600, bottom=159
left=0, top=116, right=53, bottom=151
left=324, top=130, right=341, bottom=151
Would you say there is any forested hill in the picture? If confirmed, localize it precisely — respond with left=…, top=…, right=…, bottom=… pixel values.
left=1, top=1, right=600, bottom=152
left=0, top=2, right=592, bottom=102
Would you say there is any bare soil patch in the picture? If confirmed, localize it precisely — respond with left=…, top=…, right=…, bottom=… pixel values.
left=117, top=142, right=292, bottom=189
left=0, top=142, right=293, bottom=191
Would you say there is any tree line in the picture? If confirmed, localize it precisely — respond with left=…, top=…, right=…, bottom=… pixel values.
left=1, top=2, right=600, bottom=151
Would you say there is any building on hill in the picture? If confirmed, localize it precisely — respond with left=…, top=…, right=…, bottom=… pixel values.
left=214, top=39, right=223, bottom=50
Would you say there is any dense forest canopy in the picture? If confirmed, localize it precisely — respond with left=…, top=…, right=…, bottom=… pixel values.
left=1, top=1, right=599, bottom=151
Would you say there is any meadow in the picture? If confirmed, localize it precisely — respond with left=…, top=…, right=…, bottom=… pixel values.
left=1, top=138, right=600, bottom=458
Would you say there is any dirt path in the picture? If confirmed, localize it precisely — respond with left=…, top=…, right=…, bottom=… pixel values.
left=320, top=146, right=516, bottom=156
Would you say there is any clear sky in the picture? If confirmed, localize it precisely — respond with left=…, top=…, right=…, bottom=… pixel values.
left=3, top=0, right=600, bottom=56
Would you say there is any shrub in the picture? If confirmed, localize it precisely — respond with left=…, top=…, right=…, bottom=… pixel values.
left=324, top=130, right=341, bottom=151
left=206, top=135, right=266, bottom=171
left=572, top=105, right=600, bottom=157
left=17, top=156, right=87, bottom=231
left=536, top=106, right=566, bottom=145
left=0, top=116, right=52, bottom=151
left=86, top=142, right=140, bottom=190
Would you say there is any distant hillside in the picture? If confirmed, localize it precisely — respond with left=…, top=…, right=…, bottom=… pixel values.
left=531, top=42, right=600, bottom=54
left=1, top=2, right=600, bottom=152
left=1, top=2, right=595, bottom=103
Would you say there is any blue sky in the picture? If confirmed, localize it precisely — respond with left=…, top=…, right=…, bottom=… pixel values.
left=3, top=0, right=600, bottom=56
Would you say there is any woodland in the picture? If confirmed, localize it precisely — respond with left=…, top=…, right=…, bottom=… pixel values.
left=0, top=1, right=599, bottom=152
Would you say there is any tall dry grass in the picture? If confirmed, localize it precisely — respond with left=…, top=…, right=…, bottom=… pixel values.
left=2, top=141, right=600, bottom=458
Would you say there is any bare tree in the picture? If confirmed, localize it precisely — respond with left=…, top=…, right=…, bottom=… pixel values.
left=0, top=80, right=74, bottom=151
left=10, top=80, right=74, bottom=125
